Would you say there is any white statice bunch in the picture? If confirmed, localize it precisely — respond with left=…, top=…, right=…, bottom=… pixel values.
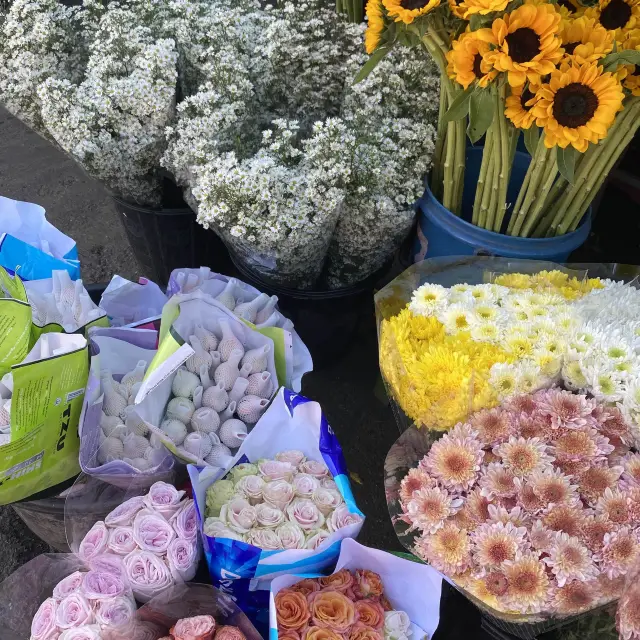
left=0, top=0, right=88, bottom=135
left=194, top=118, right=355, bottom=288
left=37, top=7, right=177, bottom=207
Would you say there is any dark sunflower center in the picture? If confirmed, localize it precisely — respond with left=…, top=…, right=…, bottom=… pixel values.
left=520, top=86, right=535, bottom=110
left=564, top=41, right=579, bottom=55
left=553, top=82, right=599, bottom=127
left=633, top=65, right=640, bottom=76
left=506, top=28, right=541, bottom=63
left=557, top=0, right=577, bottom=12
left=400, top=0, right=431, bottom=9
left=600, top=0, right=632, bottom=30
left=473, top=53, right=484, bottom=78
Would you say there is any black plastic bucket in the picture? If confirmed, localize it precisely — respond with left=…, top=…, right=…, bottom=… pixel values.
left=229, top=253, right=390, bottom=368
left=113, top=196, right=232, bottom=286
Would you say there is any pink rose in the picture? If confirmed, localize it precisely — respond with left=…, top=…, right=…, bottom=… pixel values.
left=320, top=478, right=338, bottom=491
left=262, top=480, right=295, bottom=510
left=133, top=509, right=176, bottom=554
left=108, top=527, right=137, bottom=555
left=215, top=626, right=247, bottom=640
left=258, top=460, right=295, bottom=482
left=246, top=528, right=283, bottom=550
left=105, top=496, right=146, bottom=527
left=305, top=531, right=330, bottom=550
left=167, top=537, right=199, bottom=582
left=31, top=597, right=58, bottom=640
left=220, top=497, right=257, bottom=534
left=277, top=522, right=306, bottom=549
left=129, top=622, right=166, bottom=640
left=326, top=506, right=363, bottom=533
left=53, top=571, right=85, bottom=601
left=234, top=475, right=265, bottom=505
left=78, top=521, right=109, bottom=562
left=292, top=474, right=320, bottom=499
left=171, top=499, right=198, bottom=541
left=81, top=570, right=126, bottom=600
left=276, top=451, right=306, bottom=467
left=87, top=554, right=127, bottom=582
left=94, top=595, right=136, bottom=629
left=298, top=461, right=329, bottom=478
left=59, top=627, right=102, bottom=640
left=255, top=503, right=285, bottom=528
left=143, top=481, right=186, bottom=519
left=55, top=593, right=94, bottom=629
left=286, top=499, right=325, bottom=531
left=311, top=488, right=343, bottom=516
left=123, top=550, right=173, bottom=603
left=171, top=615, right=216, bottom=640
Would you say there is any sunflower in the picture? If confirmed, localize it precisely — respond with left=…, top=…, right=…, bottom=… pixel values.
left=559, top=16, right=614, bottom=63
left=365, top=0, right=386, bottom=54
left=480, top=4, right=564, bottom=87
left=447, top=31, right=498, bottom=89
left=531, top=61, right=624, bottom=151
left=382, top=0, right=440, bottom=24
left=505, top=82, right=540, bottom=128
left=462, top=0, right=509, bottom=17
left=620, top=33, right=640, bottom=95
left=448, top=0, right=468, bottom=18
left=585, top=0, right=640, bottom=38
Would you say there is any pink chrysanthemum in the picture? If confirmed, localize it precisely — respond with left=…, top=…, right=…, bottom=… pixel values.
left=487, top=504, right=529, bottom=528
left=622, top=453, right=640, bottom=488
left=404, top=486, right=462, bottom=534
left=423, top=433, right=484, bottom=492
left=599, top=574, right=625, bottom=601
left=551, top=428, right=614, bottom=461
left=553, top=580, right=598, bottom=615
left=598, top=527, right=640, bottom=579
left=617, top=577, right=640, bottom=640
left=494, top=437, right=553, bottom=478
left=595, top=487, right=631, bottom=525
left=464, top=488, right=491, bottom=524
left=502, top=554, right=550, bottom=614
left=529, top=519, right=555, bottom=552
left=529, top=468, right=579, bottom=507
left=481, top=571, right=510, bottom=598
left=505, top=394, right=540, bottom=416
left=399, top=467, right=435, bottom=505
left=536, top=389, right=596, bottom=430
left=414, top=523, right=471, bottom=576
left=579, top=514, right=615, bottom=553
left=469, top=408, right=512, bottom=445
left=554, top=458, right=591, bottom=479
left=542, top=504, right=586, bottom=537
left=577, top=464, right=623, bottom=504
left=626, top=487, right=640, bottom=524
left=515, top=479, right=545, bottom=514
left=544, top=531, right=598, bottom=587
left=515, top=414, right=552, bottom=441
left=471, top=521, right=528, bottom=568
left=478, top=463, right=518, bottom=500
left=599, top=406, right=632, bottom=445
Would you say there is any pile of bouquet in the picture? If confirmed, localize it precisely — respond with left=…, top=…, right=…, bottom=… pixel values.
left=77, top=482, right=200, bottom=603
left=161, top=615, right=246, bottom=640
left=393, top=386, right=640, bottom=617
left=203, top=452, right=363, bottom=550
left=379, top=268, right=640, bottom=437
left=274, top=569, right=413, bottom=640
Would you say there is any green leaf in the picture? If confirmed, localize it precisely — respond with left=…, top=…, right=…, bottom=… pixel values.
left=523, top=126, right=539, bottom=157
left=601, top=49, right=640, bottom=71
left=467, top=88, right=495, bottom=143
left=443, top=87, right=475, bottom=123
left=353, top=45, right=392, bottom=84
left=556, top=145, right=579, bottom=184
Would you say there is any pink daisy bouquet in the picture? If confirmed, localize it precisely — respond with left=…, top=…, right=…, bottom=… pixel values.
left=386, top=386, right=640, bottom=626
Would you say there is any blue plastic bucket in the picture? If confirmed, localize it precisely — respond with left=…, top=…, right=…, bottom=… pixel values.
left=412, top=147, right=591, bottom=262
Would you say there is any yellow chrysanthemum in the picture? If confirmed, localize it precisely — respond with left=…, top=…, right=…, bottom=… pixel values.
left=462, top=0, right=508, bottom=17
left=585, top=0, right=640, bottom=39
left=494, top=270, right=604, bottom=296
left=365, top=0, right=386, bottom=54
left=620, top=32, right=640, bottom=95
left=559, top=16, right=614, bottom=63
left=382, top=0, right=440, bottom=24
left=505, top=82, right=539, bottom=128
left=480, top=3, right=564, bottom=87
left=448, top=0, right=468, bottom=19
left=447, top=30, right=498, bottom=89
left=532, top=61, right=624, bottom=152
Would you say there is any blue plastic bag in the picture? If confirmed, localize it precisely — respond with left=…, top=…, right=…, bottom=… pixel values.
left=188, top=388, right=365, bottom=634
left=0, top=195, right=80, bottom=280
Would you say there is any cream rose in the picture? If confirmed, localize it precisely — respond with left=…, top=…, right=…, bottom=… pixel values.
left=276, top=522, right=306, bottom=549
left=276, top=450, right=306, bottom=467
left=326, top=506, right=363, bottom=533
left=262, top=480, right=295, bottom=510
left=245, top=528, right=283, bottom=550
left=383, top=611, right=412, bottom=640
left=234, top=475, right=266, bottom=505
left=255, top=503, right=286, bottom=528
left=203, top=517, right=244, bottom=541
left=311, top=487, right=343, bottom=516
left=220, top=497, right=257, bottom=534
left=305, top=530, right=330, bottom=550
left=258, top=459, right=296, bottom=482
left=286, top=498, right=325, bottom=530
left=292, top=474, right=320, bottom=499
left=299, top=460, right=329, bottom=478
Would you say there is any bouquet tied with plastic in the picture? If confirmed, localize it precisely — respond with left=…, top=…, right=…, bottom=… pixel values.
left=189, top=388, right=365, bottom=632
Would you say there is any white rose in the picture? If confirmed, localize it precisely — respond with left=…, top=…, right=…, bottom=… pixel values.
left=276, top=522, right=306, bottom=549
left=276, top=450, right=306, bottom=467
left=258, top=459, right=295, bottom=482
left=245, top=528, right=283, bottom=550
left=384, top=611, right=412, bottom=640
left=234, top=475, right=265, bottom=505
left=262, top=479, right=295, bottom=510
left=203, top=517, right=244, bottom=541
left=305, top=530, right=330, bottom=550
left=311, top=487, right=343, bottom=515
left=299, top=460, right=329, bottom=478
left=326, top=505, right=363, bottom=533
left=286, top=498, right=325, bottom=530
left=292, top=473, right=319, bottom=499
left=255, top=503, right=285, bottom=528
left=220, top=497, right=257, bottom=534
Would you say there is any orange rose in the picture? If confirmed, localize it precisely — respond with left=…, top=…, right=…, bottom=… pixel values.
left=318, top=569, right=354, bottom=593
left=378, top=596, right=392, bottom=612
left=309, top=590, right=357, bottom=634
left=354, top=601, right=384, bottom=630
left=290, top=579, right=322, bottom=597
left=276, top=590, right=311, bottom=631
left=353, top=571, right=383, bottom=599
left=301, top=626, right=343, bottom=640
left=279, top=631, right=301, bottom=640
left=349, top=625, right=383, bottom=640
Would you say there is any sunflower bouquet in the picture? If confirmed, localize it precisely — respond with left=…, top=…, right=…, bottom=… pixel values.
left=362, top=0, right=640, bottom=237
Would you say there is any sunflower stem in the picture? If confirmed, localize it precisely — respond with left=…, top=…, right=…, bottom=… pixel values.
left=519, top=157, right=558, bottom=237
left=453, top=116, right=466, bottom=215
left=507, top=137, right=533, bottom=235
left=531, top=177, right=568, bottom=237
left=478, top=154, right=496, bottom=229
left=472, top=127, right=494, bottom=226
left=431, top=86, right=448, bottom=200
left=486, top=87, right=504, bottom=232
left=442, top=119, right=457, bottom=213
left=493, top=86, right=512, bottom=233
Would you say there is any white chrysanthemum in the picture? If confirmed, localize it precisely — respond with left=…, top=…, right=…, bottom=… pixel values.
left=409, top=283, right=448, bottom=316
left=471, top=323, right=502, bottom=343
left=515, top=361, right=545, bottom=395
left=489, top=363, right=520, bottom=399
left=439, top=304, right=475, bottom=334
